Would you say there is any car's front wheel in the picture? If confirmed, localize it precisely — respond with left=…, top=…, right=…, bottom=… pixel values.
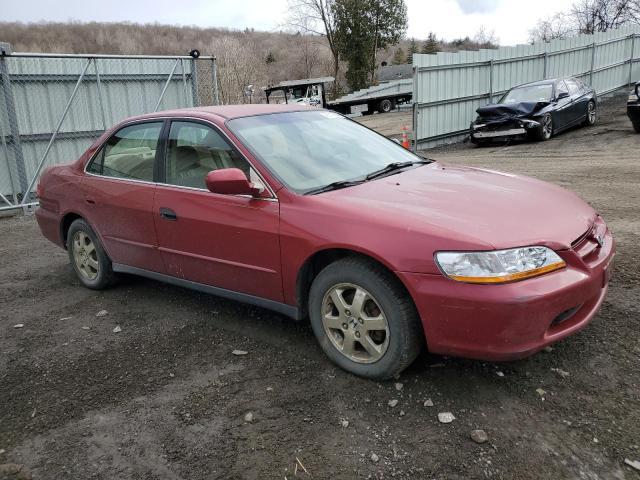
left=67, top=219, right=116, bottom=290
left=535, top=114, right=553, bottom=141
left=584, top=100, right=597, bottom=126
left=308, top=257, right=423, bottom=379
left=632, top=121, right=640, bottom=133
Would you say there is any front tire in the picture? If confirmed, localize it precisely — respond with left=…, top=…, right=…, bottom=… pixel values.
left=535, top=114, right=553, bottom=141
left=633, top=121, right=640, bottom=133
left=308, top=257, right=423, bottom=379
left=66, top=219, right=116, bottom=290
left=584, top=100, right=597, bottom=126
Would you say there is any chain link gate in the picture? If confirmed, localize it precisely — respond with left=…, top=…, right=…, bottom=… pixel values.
left=0, top=44, right=219, bottom=213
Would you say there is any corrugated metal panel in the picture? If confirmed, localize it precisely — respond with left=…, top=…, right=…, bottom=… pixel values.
left=0, top=55, right=197, bottom=197
left=414, top=25, right=640, bottom=149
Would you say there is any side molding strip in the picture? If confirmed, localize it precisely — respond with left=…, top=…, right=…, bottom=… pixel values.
left=112, top=263, right=300, bottom=320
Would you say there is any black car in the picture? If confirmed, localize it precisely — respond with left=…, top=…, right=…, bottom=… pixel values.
left=470, top=77, right=597, bottom=145
left=628, top=82, right=640, bottom=133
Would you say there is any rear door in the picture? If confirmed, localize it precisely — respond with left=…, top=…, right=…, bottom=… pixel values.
left=565, top=78, right=588, bottom=124
left=152, top=119, right=283, bottom=302
left=82, top=121, right=165, bottom=273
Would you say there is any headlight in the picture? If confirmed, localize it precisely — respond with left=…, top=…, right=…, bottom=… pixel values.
left=435, top=246, right=566, bottom=284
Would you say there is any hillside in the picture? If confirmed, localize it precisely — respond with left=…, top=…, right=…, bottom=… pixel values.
left=0, top=21, right=496, bottom=102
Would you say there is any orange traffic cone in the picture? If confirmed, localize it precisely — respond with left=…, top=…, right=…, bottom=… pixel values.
left=401, top=126, right=410, bottom=149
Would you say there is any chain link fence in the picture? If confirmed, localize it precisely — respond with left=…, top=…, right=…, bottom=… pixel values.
left=0, top=44, right=219, bottom=212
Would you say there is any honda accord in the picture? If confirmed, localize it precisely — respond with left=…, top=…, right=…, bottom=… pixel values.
left=36, top=104, right=615, bottom=379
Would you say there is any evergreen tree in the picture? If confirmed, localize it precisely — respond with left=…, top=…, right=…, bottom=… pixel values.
left=333, top=0, right=408, bottom=90
left=406, top=38, right=418, bottom=64
left=392, top=47, right=406, bottom=65
left=265, top=52, right=276, bottom=64
left=421, top=32, right=439, bottom=54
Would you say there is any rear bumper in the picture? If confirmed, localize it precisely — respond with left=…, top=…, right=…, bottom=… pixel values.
left=35, top=206, right=63, bottom=248
left=398, top=229, right=615, bottom=362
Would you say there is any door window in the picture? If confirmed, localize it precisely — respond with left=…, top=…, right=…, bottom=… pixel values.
left=87, top=122, right=162, bottom=181
left=165, top=121, right=258, bottom=190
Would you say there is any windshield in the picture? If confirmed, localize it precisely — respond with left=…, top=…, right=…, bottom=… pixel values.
left=227, top=111, right=423, bottom=193
left=500, top=84, right=553, bottom=104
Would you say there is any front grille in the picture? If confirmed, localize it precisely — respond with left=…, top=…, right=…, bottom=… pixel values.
left=571, top=217, right=607, bottom=265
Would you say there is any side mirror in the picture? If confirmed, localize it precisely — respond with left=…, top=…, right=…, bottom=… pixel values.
left=556, top=91, right=570, bottom=100
left=205, top=168, right=263, bottom=197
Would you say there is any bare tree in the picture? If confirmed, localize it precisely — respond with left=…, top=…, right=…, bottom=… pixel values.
left=529, top=13, right=572, bottom=43
left=287, top=0, right=340, bottom=94
left=570, top=0, right=640, bottom=33
left=473, top=26, right=499, bottom=48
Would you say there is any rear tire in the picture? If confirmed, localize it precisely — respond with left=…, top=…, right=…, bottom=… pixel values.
left=633, top=121, right=640, bottom=133
left=379, top=98, right=394, bottom=113
left=67, top=219, right=116, bottom=290
left=308, top=257, right=423, bottom=380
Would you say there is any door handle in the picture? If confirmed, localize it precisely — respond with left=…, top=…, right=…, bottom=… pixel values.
left=159, top=207, right=177, bottom=221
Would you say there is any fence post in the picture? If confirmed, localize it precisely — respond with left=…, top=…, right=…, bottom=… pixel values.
left=411, top=65, right=418, bottom=152
left=488, top=60, right=494, bottom=103
left=543, top=51, right=548, bottom=79
left=0, top=49, right=28, bottom=199
left=211, top=57, right=219, bottom=106
left=190, top=58, right=199, bottom=107
left=93, top=58, right=107, bottom=130
left=589, top=41, right=597, bottom=85
left=630, top=34, right=636, bottom=86
left=20, top=58, right=91, bottom=205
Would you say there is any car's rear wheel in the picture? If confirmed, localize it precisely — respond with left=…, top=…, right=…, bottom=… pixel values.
left=633, top=121, right=640, bottom=133
left=379, top=98, right=394, bottom=113
left=535, top=114, right=553, bottom=141
left=308, top=257, right=423, bottom=379
left=584, top=101, right=597, bottom=126
left=67, top=219, right=116, bottom=290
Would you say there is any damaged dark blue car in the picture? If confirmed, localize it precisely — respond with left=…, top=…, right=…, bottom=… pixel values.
left=470, top=77, right=597, bottom=145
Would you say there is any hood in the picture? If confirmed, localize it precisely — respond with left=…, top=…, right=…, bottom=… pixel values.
left=477, top=101, right=550, bottom=120
left=317, top=163, right=596, bottom=251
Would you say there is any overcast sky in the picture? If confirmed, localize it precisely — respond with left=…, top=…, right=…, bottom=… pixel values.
left=4, top=0, right=576, bottom=46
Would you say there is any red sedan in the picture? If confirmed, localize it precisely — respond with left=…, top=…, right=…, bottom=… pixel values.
left=36, top=104, right=615, bottom=379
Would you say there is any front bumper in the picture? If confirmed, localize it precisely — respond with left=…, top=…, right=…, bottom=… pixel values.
left=470, top=119, right=540, bottom=142
left=398, top=222, right=615, bottom=361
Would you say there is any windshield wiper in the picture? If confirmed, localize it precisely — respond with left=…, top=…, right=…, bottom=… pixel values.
left=365, top=160, right=431, bottom=181
left=304, top=179, right=365, bottom=195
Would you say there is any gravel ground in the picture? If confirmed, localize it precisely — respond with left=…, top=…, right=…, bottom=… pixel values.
left=1, top=93, right=639, bottom=479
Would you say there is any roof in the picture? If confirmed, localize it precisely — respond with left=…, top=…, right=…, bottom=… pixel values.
left=513, top=78, right=563, bottom=88
left=130, top=103, right=315, bottom=122
left=265, top=76, right=335, bottom=92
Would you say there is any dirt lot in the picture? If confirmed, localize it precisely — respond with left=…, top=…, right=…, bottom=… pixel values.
left=1, top=94, right=639, bottom=480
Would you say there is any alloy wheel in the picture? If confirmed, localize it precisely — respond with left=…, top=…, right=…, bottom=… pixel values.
left=72, top=231, right=99, bottom=281
left=321, top=283, right=390, bottom=364
left=588, top=102, right=596, bottom=124
left=543, top=115, right=553, bottom=139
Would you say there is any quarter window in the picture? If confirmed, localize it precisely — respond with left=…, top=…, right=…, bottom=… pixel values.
left=565, top=79, right=580, bottom=95
left=165, top=121, right=255, bottom=190
left=87, top=122, right=162, bottom=181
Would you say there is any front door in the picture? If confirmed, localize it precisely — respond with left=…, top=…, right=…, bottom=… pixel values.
left=553, top=80, right=574, bottom=130
left=152, top=120, right=283, bottom=302
left=82, top=121, right=165, bottom=273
